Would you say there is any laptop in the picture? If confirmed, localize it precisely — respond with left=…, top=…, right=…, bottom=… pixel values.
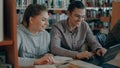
left=100, top=44, right=120, bottom=63
left=82, top=44, right=120, bottom=65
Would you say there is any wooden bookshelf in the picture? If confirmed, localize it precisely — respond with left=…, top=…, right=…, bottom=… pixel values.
left=0, top=40, right=13, bottom=46
left=111, top=2, right=120, bottom=30
left=0, top=0, right=18, bottom=68
left=0, top=0, right=3, bottom=41
left=100, top=16, right=110, bottom=22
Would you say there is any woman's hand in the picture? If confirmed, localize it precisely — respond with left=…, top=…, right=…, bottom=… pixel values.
left=34, top=54, right=55, bottom=65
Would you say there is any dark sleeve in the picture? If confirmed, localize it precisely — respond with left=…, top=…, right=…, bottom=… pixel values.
left=104, top=33, right=119, bottom=49
left=50, top=25, right=79, bottom=58
left=104, top=20, right=120, bottom=49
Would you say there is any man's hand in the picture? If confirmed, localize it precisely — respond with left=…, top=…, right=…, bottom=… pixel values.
left=96, top=48, right=107, bottom=56
left=76, top=51, right=94, bottom=60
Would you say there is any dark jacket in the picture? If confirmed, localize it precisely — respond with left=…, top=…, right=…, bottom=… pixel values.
left=104, top=19, right=120, bottom=48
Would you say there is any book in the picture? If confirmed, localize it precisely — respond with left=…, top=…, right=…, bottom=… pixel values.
left=0, top=55, right=6, bottom=63
left=35, top=64, right=56, bottom=68
left=47, top=0, right=53, bottom=8
left=68, top=60, right=102, bottom=68
left=37, top=0, right=45, bottom=5
left=0, top=0, right=3, bottom=41
left=0, top=64, right=12, bottom=68
left=0, top=50, right=6, bottom=63
left=22, top=0, right=27, bottom=7
left=54, top=56, right=73, bottom=64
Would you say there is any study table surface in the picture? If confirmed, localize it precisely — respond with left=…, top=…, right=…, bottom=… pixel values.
left=19, top=52, right=120, bottom=68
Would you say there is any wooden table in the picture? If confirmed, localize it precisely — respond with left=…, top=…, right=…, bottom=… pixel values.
left=19, top=52, right=120, bottom=68
left=19, top=66, right=34, bottom=68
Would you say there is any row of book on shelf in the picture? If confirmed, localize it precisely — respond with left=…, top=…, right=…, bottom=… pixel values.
left=17, top=10, right=68, bottom=26
left=16, top=0, right=115, bottom=9
left=85, top=0, right=120, bottom=7
left=16, top=0, right=70, bottom=9
left=87, top=19, right=110, bottom=34
left=16, top=0, right=33, bottom=7
left=17, top=10, right=110, bottom=28
left=85, top=0, right=113, bottom=7
left=86, top=8, right=112, bottom=18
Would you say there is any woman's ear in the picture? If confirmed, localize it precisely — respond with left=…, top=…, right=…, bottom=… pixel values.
left=29, top=17, right=33, bottom=24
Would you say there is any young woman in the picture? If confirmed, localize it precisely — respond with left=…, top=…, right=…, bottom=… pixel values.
left=17, top=4, right=54, bottom=66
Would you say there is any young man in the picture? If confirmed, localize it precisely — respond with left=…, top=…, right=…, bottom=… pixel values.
left=50, top=1, right=106, bottom=61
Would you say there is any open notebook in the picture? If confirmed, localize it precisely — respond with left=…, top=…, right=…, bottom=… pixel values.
left=35, top=56, right=73, bottom=68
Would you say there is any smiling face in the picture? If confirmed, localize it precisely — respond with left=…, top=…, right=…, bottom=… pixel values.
left=67, top=8, right=86, bottom=28
left=29, top=11, right=49, bottom=32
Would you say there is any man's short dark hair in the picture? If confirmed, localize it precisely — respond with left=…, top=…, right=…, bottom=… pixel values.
left=67, top=1, right=85, bottom=13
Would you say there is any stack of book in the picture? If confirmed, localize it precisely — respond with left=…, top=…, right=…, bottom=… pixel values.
left=0, top=64, right=12, bottom=68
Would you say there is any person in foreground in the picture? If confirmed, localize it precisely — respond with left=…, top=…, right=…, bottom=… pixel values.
left=104, top=19, right=120, bottom=49
left=50, top=1, right=106, bottom=63
left=17, top=4, right=54, bottom=66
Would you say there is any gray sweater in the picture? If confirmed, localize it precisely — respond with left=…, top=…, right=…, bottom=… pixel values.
left=17, top=24, right=50, bottom=66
